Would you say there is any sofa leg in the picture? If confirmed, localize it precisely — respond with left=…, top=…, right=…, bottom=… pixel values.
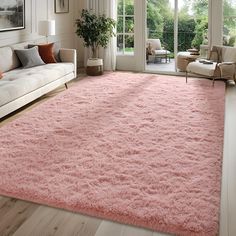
left=65, top=83, right=68, bottom=89
left=185, top=72, right=188, bottom=83
left=212, top=78, right=215, bottom=87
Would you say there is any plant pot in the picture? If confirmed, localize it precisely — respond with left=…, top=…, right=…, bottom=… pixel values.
left=86, top=58, right=103, bottom=76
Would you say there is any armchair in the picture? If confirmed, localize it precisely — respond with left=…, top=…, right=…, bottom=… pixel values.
left=146, top=39, right=171, bottom=63
left=186, top=46, right=236, bottom=85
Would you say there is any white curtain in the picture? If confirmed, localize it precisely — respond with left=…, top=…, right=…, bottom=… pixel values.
left=85, top=0, right=117, bottom=71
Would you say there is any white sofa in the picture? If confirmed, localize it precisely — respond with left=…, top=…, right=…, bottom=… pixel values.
left=0, top=41, right=77, bottom=119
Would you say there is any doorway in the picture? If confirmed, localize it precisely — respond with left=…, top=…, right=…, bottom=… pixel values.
left=145, top=0, right=208, bottom=74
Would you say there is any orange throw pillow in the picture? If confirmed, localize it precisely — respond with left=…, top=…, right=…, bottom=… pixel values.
left=38, top=43, right=57, bottom=64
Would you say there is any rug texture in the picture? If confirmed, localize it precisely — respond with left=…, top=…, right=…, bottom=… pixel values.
left=0, top=73, right=225, bottom=236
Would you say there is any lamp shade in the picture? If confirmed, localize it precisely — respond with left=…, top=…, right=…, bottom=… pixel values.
left=38, top=20, right=55, bottom=36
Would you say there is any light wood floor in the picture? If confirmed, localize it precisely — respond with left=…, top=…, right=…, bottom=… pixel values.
left=0, top=74, right=235, bottom=236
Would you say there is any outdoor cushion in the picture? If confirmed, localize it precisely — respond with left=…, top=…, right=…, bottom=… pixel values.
left=187, top=61, right=217, bottom=77
left=154, top=49, right=170, bottom=55
left=147, top=39, right=162, bottom=50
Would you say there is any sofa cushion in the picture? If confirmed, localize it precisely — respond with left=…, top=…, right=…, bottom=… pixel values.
left=154, top=49, right=170, bottom=55
left=0, top=47, right=20, bottom=73
left=38, top=43, right=57, bottom=63
left=187, top=61, right=217, bottom=77
left=0, top=63, right=74, bottom=107
left=15, top=47, right=45, bottom=68
left=28, top=42, right=61, bottom=62
left=10, top=42, right=30, bottom=69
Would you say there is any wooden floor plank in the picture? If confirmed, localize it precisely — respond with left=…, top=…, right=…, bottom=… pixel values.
left=53, top=213, right=100, bottom=236
left=95, top=221, right=124, bottom=236
left=0, top=197, right=13, bottom=210
left=0, top=198, right=18, bottom=220
left=12, top=206, right=60, bottom=236
left=122, top=224, right=153, bottom=236
left=0, top=199, right=38, bottom=236
left=153, top=232, right=172, bottom=236
left=222, top=84, right=236, bottom=236
left=73, top=214, right=101, bottom=236
left=53, top=212, right=102, bottom=236
left=13, top=205, right=101, bottom=236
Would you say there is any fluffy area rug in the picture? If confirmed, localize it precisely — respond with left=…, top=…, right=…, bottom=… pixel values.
left=0, top=72, right=225, bottom=236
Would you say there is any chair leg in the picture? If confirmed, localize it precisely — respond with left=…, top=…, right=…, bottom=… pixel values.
left=212, top=77, right=215, bottom=86
left=65, top=83, right=68, bottom=89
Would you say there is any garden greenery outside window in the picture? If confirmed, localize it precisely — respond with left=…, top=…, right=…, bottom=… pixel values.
left=147, top=0, right=209, bottom=54
left=117, top=0, right=134, bottom=55
left=223, top=0, right=236, bottom=46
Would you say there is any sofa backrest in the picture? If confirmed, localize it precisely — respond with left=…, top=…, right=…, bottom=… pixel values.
left=0, top=41, right=62, bottom=73
left=0, top=46, right=19, bottom=73
left=0, top=42, right=29, bottom=73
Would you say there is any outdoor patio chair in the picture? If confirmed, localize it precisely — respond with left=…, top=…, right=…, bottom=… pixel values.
left=186, top=45, right=236, bottom=85
left=146, top=39, right=171, bottom=63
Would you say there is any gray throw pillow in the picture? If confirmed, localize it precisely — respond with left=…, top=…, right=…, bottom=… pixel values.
left=15, top=47, right=45, bottom=68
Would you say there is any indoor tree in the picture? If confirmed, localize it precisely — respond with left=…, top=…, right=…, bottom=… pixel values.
left=75, top=9, right=116, bottom=58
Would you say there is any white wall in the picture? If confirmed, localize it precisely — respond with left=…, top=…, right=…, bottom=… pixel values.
left=0, top=0, right=77, bottom=52
left=74, top=0, right=87, bottom=67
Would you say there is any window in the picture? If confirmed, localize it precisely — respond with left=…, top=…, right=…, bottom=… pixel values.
left=223, top=0, right=236, bottom=46
left=117, top=0, right=134, bottom=55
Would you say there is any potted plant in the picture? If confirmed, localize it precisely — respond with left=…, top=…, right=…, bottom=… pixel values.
left=75, top=9, right=116, bottom=76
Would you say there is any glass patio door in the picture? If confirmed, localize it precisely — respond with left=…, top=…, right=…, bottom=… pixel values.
left=146, top=0, right=176, bottom=73
left=145, top=0, right=208, bottom=74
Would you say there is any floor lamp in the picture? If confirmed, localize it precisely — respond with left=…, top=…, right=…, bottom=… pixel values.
left=38, top=20, right=56, bottom=43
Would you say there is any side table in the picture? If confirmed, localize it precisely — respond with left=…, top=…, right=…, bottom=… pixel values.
left=177, top=52, right=199, bottom=72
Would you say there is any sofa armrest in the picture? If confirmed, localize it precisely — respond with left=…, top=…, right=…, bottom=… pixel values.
left=59, top=48, right=77, bottom=77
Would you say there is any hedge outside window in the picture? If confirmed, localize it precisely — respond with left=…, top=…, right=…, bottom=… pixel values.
left=117, top=0, right=134, bottom=55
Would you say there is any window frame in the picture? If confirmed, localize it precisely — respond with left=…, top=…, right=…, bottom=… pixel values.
left=117, top=0, right=135, bottom=55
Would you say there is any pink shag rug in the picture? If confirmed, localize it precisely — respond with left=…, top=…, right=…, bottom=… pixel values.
left=0, top=72, right=225, bottom=236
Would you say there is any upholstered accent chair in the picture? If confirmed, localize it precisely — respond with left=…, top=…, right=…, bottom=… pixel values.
left=146, top=39, right=171, bottom=63
left=186, top=46, right=236, bottom=85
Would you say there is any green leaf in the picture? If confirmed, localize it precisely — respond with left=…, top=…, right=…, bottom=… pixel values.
left=75, top=9, right=116, bottom=58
